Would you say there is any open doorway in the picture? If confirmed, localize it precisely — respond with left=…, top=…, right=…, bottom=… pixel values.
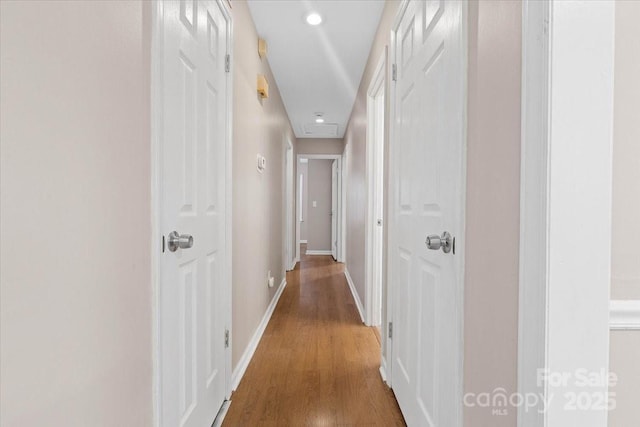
left=296, top=154, right=343, bottom=262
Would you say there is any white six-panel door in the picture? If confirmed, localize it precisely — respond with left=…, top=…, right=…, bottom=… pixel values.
left=158, top=1, right=230, bottom=426
left=390, top=0, right=466, bottom=425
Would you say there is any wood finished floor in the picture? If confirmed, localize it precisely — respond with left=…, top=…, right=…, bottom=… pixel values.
left=223, top=246, right=405, bottom=426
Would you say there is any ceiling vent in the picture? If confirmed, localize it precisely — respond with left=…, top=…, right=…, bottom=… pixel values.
left=302, top=123, right=339, bottom=137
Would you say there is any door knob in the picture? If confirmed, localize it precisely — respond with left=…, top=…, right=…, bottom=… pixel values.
left=167, top=231, right=193, bottom=252
left=425, top=231, right=452, bottom=254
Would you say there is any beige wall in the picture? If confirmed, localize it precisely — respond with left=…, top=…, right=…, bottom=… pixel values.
left=306, top=160, right=333, bottom=251
left=0, top=1, right=153, bottom=425
left=609, top=2, right=640, bottom=426
left=609, top=331, right=640, bottom=426
left=231, top=0, right=296, bottom=369
left=611, top=0, right=640, bottom=301
left=464, top=2, right=522, bottom=426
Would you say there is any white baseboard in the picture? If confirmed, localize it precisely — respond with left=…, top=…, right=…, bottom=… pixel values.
left=306, top=250, right=332, bottom=256
left=378, top=355, right=393, bottom=387
left=378, top=365, right=389, bottom=385
left=610, top=299, right=640, bottom=330
left=288, top=258, right=298, bottom=271
left=300, top=239, right=308, bottom=244
left=344, top=268, right=365, bottom=323
left=212, top=400, right=231, bottom=427
left=231, top=277, right=287, bottom=390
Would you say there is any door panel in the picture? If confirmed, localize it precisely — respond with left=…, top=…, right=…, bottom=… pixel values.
left=391, top=1, right=465, bottom=426
left=160, top=1, right=229, bottom=426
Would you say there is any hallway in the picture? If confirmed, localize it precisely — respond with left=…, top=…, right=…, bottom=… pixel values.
left=223, top=251, right=405, bottom=426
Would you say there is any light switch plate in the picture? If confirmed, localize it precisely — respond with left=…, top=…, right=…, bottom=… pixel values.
left=312, top=201, right=317, bottom=207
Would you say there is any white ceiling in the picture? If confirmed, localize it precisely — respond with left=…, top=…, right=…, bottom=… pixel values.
left=247, top=0, right=385, bottom=139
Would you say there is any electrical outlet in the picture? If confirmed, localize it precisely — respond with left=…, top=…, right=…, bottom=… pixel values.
left=267, top=270, right=274, bottom=288
left=257, top=154, right=266, bottom=173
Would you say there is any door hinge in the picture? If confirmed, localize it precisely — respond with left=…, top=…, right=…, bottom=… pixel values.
left=162, top=235, right=165, bottom=253
left=225, top=54, right=230, bottom=73
left=224, top=329, right=230, bottom=348
left=388, top=322, right=393, bottom=339
left=392, top=63, right=397, bottom=81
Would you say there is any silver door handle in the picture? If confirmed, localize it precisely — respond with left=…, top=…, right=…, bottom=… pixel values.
left=168, top=231, right=193, bottom=252
left=425, top=231, right=452, bottom=254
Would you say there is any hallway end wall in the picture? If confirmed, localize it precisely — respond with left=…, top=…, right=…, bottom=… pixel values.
left=231, top=0, right=296, bottom=370
left=294, top=138, right=344, bottom=254
left=0, top=1, right=153, bottom=425
left=306, top=160, right=333, bottom=251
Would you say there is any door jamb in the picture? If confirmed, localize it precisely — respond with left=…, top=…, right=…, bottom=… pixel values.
left=150, top=1, right=234, bottom=425
left=341, top=149, right=348, bottom=265
left=365, top=50, right=387, bottom=328
left=295, top=154, right=344, bottom=262
left=517, top=1, right=614, bottom=426
left=284, top=137, right=294, bottom=271
left=295, top=163, right=304, bottom=263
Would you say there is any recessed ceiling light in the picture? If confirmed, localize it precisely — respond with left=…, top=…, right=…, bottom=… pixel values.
left=306, top=13, right=322, bottom=26
left=315, top=117, right=325, bottom=123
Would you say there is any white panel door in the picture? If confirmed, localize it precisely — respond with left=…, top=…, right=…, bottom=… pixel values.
left=331, top=159, right=338, bottom=260
left=159, top=1, right=229, bottom=426
left=390, top=1, right=466, bottom=426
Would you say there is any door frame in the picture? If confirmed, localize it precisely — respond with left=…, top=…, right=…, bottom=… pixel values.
left=295, top=154, right=344, bottom=262
left=517, top=1, right=614, bottom=426
left=150, top=1, right=234, bottom=425
left=284, top=137, right=295, bottom=271
left=365, top=49, right=387, bottom=328
left=330, top=159, right=339, bottom=260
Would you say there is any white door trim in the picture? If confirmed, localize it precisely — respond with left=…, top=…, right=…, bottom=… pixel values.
left=517, top=1, right=615, bottom=426
left=284, top=137, right=294, bottom=271
left=296, top=154, right=344, bottom=262
left=150, top=1, right=234, bottom=425
left=331, top=159, right=339, bottom=260
left=365, top=49, right=387, bottom=327
left=295, top=169, right=304, bottom=264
